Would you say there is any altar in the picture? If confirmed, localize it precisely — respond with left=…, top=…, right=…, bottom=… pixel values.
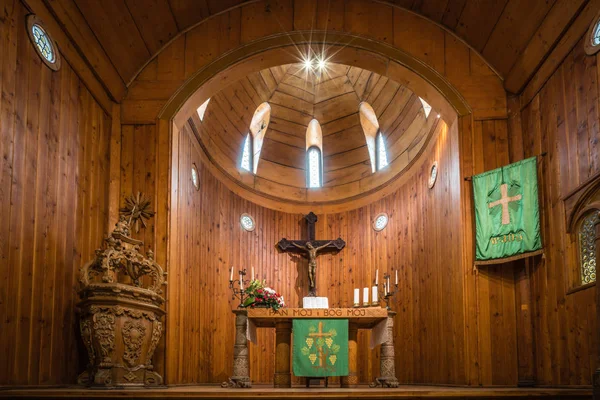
left=224, top=307, right=399, bottom=389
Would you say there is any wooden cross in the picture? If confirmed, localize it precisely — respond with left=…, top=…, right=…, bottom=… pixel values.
left=488, top=183, right=522, bottom=225
left=277, top=212, right=345, bottom=297
left=308, top=321, right=334, bottom=367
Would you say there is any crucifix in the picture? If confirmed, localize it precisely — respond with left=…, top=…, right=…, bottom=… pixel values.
left=277, top=212, right=345, bottom=297
left=488, top=183, right=522, bottom=225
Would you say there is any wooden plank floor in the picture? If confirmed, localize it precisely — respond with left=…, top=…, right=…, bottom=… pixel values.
left=0, top=385, right=592, bottom=399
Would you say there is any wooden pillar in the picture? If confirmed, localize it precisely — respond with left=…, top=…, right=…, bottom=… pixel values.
left=274, top=321, right=292, bottom=388
left=340, top=323, right=358, bottom=387
left=515, top=259, right=536, bottom=386
left=594, top=222, right=600, bottom=400
left=370, top=311, right=399, bottom=388
left=222, top=310, right=251, bottom=388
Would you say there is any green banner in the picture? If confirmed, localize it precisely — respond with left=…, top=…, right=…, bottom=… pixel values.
left=473, top=157, right=542, bottom=263
left=292, top=319, right=348, bottom=377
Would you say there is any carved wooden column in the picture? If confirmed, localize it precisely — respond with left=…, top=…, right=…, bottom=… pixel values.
left=340, top=323, right=358, bottom=387
left=594, top=221, right=600, bottom=400
left=370, top=311, right=399, bottom=388
left=223, top=310, right=251, bottom=388
left=274, top=321, right=292, bottom=388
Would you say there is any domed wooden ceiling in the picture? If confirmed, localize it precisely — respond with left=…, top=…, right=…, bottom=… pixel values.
left=187, top=63, right=442, bottom=203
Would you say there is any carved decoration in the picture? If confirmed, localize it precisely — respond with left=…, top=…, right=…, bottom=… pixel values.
left=370, top=311, right=399, bottom=388
left=77, top=204, right=166, bottom=388
left=122, top=320, right=146, bottom=367
left=94, top=312, right=116, bottom=363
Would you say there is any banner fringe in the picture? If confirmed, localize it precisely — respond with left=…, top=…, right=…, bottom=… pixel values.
left=474, top=249, right=544, bottom=266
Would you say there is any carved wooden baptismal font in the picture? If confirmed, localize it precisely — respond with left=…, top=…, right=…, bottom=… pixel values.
left=77, top=194, right=167, bottom=387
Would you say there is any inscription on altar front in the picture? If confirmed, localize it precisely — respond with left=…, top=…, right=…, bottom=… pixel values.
left=254, top=307, right=386, bottom=318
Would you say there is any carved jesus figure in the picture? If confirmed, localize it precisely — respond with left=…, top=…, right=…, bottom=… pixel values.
left=292, top=241, right=333, bottom=293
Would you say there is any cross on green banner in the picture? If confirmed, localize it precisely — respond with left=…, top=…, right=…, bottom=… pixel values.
left=293, top=319, right=348, bottom=377
left=473, top=157, right=542, bottom=264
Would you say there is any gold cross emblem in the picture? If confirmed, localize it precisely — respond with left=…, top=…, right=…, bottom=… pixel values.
left=488, top=184, right=522, bottom=225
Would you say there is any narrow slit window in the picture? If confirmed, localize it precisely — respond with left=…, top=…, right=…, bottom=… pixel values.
left=306, top=119, right=324, bottom=188
left=241, top=134, right=253, bottom=172
left=377, top=133, right=389, bottom=170
left=197, top=98, right=210, bottom=121
left=307, top=147, right=322, bottom=188
left=419, top=97, right=432, bottom=118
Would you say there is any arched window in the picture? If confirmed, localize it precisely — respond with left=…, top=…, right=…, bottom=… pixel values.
left=359, top=102, right=388, bottom=172
left=306, top=119, right=323, bottom=188
left=240, top=102, right=271, bottom=173
left=578, top=210, right=600, bottom=285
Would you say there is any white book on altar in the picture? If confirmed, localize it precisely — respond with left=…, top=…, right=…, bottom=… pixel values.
left=303, top=297, right=329, bottom=309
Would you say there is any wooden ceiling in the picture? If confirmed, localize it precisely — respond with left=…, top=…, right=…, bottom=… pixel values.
left=188, top=62, right=439, bottom=203
left=42, top=0, right=587, bottom=101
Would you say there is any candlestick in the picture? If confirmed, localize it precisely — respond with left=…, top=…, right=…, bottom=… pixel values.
left=371, top=285, right=378, bottom=306
left=230, top=266, right=234, bottom=282
left=228, top=268, right=249, bottom=308
left=395, top=269, right=398, bottom=285
left=239, top=272, right=244, bottom=291
left=363, top=287, right=369, bottom=307
left=375, top=269, right=378, bottom=285
left=353, top=288, right=360, bottom=307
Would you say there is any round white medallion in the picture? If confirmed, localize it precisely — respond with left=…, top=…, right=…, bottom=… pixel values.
left=240, top=213, right=255, bottom=232
left=428, top=161, right=438, bottom=189
left=373, top=213, right=389, bottom=231
left=191, top=164, right=199, bottom=190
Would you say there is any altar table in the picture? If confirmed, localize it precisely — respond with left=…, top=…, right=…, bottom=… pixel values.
left=224, top=307, right=399, bottom=389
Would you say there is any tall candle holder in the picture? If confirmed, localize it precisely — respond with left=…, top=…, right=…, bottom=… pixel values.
left=229, top=268, right=249, bottom=308
left=375, top=273, right=399, bottom=310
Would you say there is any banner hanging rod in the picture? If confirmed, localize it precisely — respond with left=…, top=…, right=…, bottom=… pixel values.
left=463, top=152, right=547, bottom=181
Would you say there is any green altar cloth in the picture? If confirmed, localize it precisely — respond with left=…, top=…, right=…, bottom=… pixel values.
left=292, top=319, right=348, bottom=377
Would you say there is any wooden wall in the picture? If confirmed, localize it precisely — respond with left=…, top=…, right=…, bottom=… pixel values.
left=168, top=116, right=499, bottom=385
left=0, top=0, right=111, bottom=385
left=510, top=34, right=600, bottom=386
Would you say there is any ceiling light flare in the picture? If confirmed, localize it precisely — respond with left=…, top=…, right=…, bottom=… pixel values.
left=303, top=57, right=313, bottom=70
left=317, top=58, right=326, bottom=70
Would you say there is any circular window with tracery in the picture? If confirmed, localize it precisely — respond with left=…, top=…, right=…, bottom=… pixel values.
left=27, top=15, right=61, bottom=71
left=240, top=213, right=256, bottom=232
left=372, top=212, right=389, bottom=231
left=585, top=11, right=600, bottom=55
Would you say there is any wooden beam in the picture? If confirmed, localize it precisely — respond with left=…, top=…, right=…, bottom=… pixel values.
left=21, top=0, right=114, bottom=114
left=108, top=102, right=121, bottom=231
left=520, top=0, right=600, bottom=109
left=41, top=0, right=127, bottom=101
left=504, top=0, right=588, bottom=94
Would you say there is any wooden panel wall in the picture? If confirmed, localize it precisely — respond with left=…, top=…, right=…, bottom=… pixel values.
left=168, top=116, right=488, bottom=385
left=459, top=116, right=519, bottom=386
left=0, top=0, right=111, bottom=384
left=512, top=34, right=600, bottom=386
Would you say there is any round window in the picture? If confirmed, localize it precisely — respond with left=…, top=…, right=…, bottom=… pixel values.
left=372, top=213, right=389, bottom=231
left=585, top=12, right=600, bottom=55
left=240, top=213, right=256, bottom=232
left=191, top=164, right=199, bottom=190
left=27, top=15, right=60, bottom=71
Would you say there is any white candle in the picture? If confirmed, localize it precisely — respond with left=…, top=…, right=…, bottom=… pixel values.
left=395, top=269, right=398, bottom=285
left=363, top=287, right=369, bottom=305
left=372, top=286, right=378, bottom=304
left=353, top=288, right=359, bottom=305
left=239, top=273, right=244, bottom=290
left=375, top=269, right=378, bottom=285
left=384, top=282, right=387, bottom=296
left=386, top=277, right=390, bottom=294
left=230, top=266, right=234, bottom=281
left=251, top=267, right=255, bottom=281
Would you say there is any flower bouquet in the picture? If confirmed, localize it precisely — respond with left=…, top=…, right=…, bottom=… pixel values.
left=242, top=279, right=285, bottom=310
